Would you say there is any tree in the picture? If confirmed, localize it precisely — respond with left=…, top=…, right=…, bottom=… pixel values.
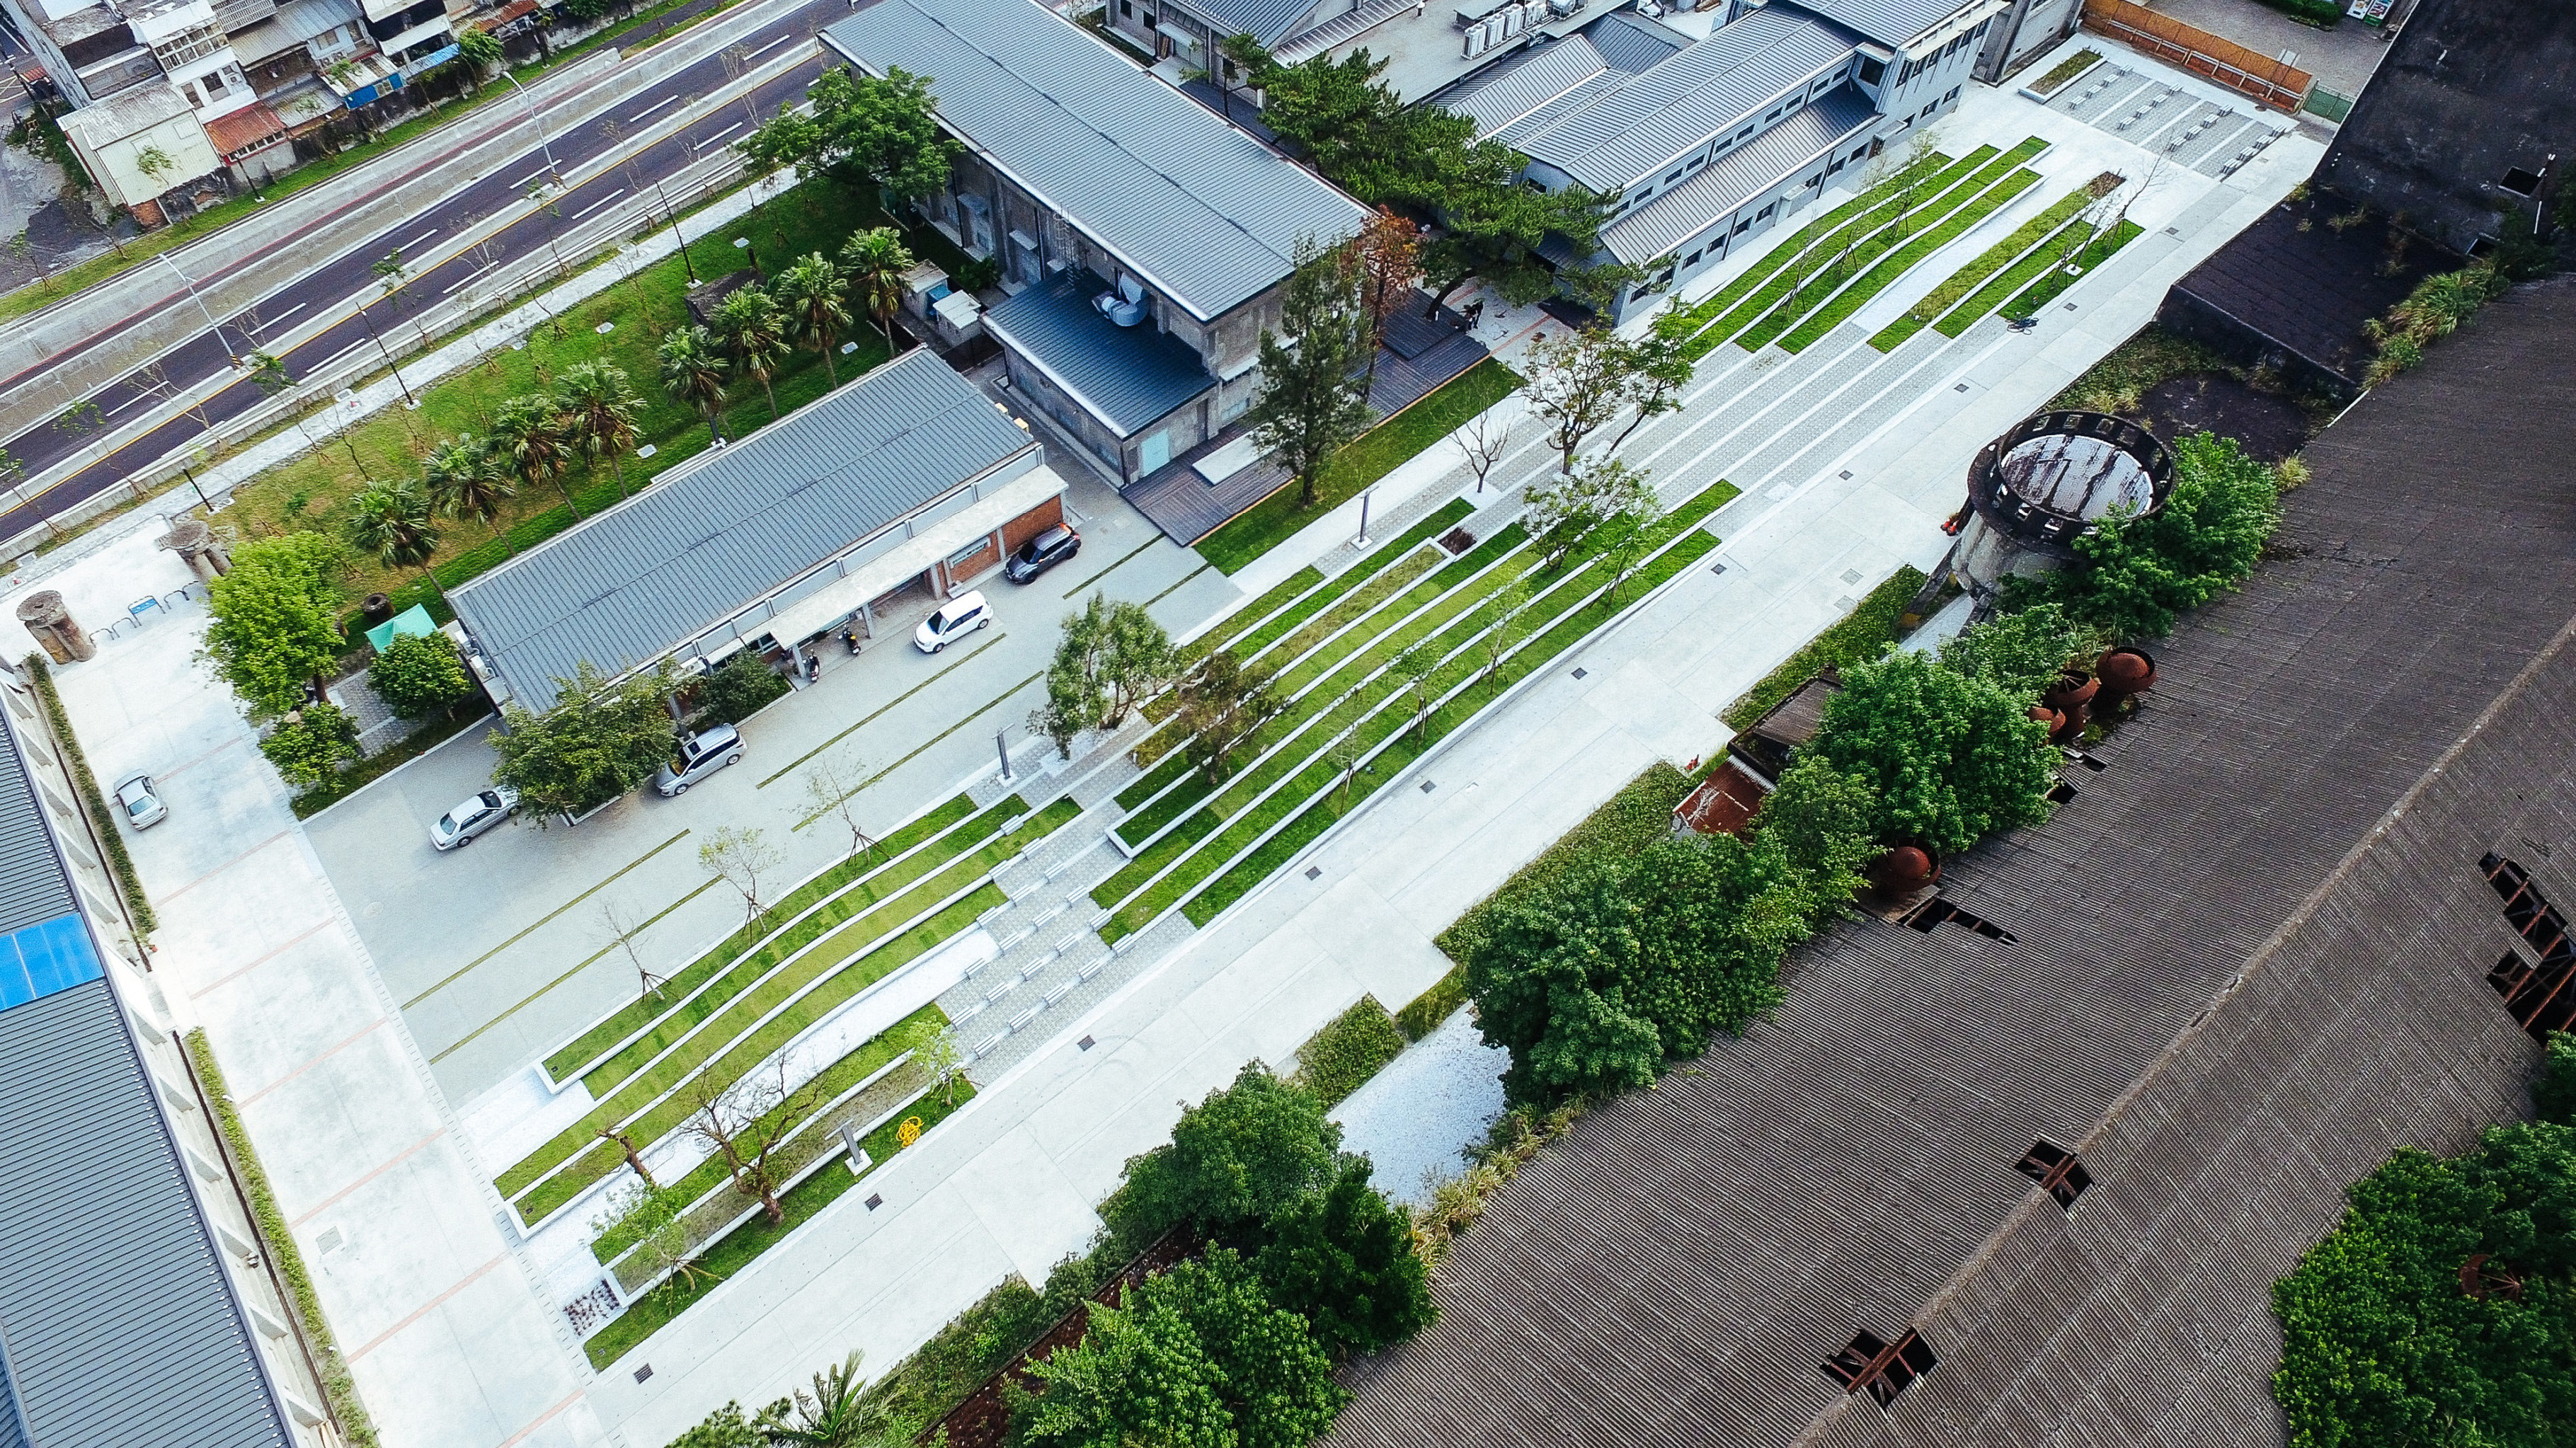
left=1523, top=325, right=1676, bottom=476
left=699, top=824, right=784, bottom=924
left=455, top=26, right=503, bottom=90
left=488, top=661, right=680, bottom=818
left=1012, top=1286, right=1234, bottom=1448
left=901, top=1017, right=966, bottom=1108
left=1935, top=603, right=2090, bottom=699
left=1523, top=456, right=1616, bottom=570
left=1389, top=641, right=1441, bottom=744
left=245, top=350, right=294, bottom=397
left=588, top=1180, right=714, bottom=1301
left=681, top=1059, right=823, bottom=1227
left=658, top=326, right=731, bottom=445
left=369, top=629, right=471, bottom=718
left=595, top=1123, right=658, bottom=1189
left=1030, top=593, right=1176, bottom=757
left=1351, top=208, right=1422, bottom=392
left=424, top=432, right=516, bottom=553
left=345, top=478, right=443, bottom=598
left=1174, top=649, right=1286, bottom=787
left=1213, top=33, right=1266, bottom=125
left=1581, top=459, right=1661, bottom=605
left=1249, top=47, right=1414, bottom=200
left=1596, top=314, right=1695, bottom=460
left=1751, top=756, right=1879, bottom=907
left=556, top=361, right=642, bottom=498
left=201, top=532, right=347, bottom=719
left=2012, top=431, right=2282, bottom=639
left=757, top=1350, right=886, bottom=1448
left=597, top=898, right=667, bottom=1001
left=692, top=650, right=787, bottom=725
left=1100, top=1063, right=1341, bottom=1251
left=1324, top=682, right=1374, bottom=811
left=134, top=144, right=176, bottom=188
left=801, top=756, right=874, bottom=861
left=712, top=286, right=789, bottom=420
left=259, top=703, right=360, bottom=788
left=491, top=393, right=580, bottom=517
left=1478, top=575, right=1534, bottom=691
left=1807, top=648, right=2057, bottom=856
left=1453, top=406, right=1511, bottom=494
left=740, top=65, right=952, bottom=201
left=1143, top=1253, right=1345, bottom=1448
left=1252, top=1156, right=1434, bottom=1357
left=837, top=228, right=914, bottom=351
left=1246, top=238, right=1373, bottom=507
left=774, top=252, right=853, bottom=386
left=666, top=1404, right=763, bottom=1448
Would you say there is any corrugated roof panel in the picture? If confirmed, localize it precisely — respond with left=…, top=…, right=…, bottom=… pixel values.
left=1784, top=0, right=1978, bottom=46
left=1166, top=0, right=1319, bottom=47
left=983, top=272, right=1214, bottom=437
left=0, top=708, right=72, bottom=943
left=1598, top=85, right=1876, bottom=262
left=825, top=0, right=1365, bottom=321
left=1584, top=8, right=1692, bottom=72
left=445, top=350, right=1036, bottom=706
left=1442, top=36, right=1610, bottom=137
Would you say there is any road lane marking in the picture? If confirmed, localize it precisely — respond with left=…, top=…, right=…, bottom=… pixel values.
left=699, top=121, right=744, bottom=147
left=511, top=166, right=551, bottom=190
left=399, top=226, right=440, bottom=253
left=568, top=188, right=628, bottom=222
left=442, top=267, right=488, bottom=296
left=747, top=31, right=798, bottom=57
left=256, top=301, right=307, bottom=332
left=428, top=877, right=722, bottom=1064
left=629, top=95, right=682, bottom=122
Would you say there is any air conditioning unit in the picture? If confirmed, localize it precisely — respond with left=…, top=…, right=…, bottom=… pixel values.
left=1501, top=3, right=1523, bottom=33
left=1547, top=0, right=1580, bottom=14
left=1463, top=24, right=1487, bottom=52
left=1482, top=14, right=1506, bottom=45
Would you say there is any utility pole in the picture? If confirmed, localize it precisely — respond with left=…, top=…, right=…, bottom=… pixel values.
left=156, top=254, right=239, bottom=364
left=499, top=71, right=561, bottom=185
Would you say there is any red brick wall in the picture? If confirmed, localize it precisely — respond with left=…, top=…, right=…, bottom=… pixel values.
left=1002, top=494, right=1065, bottom=555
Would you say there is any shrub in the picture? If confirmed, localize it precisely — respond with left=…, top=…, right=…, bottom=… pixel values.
left=1936, top=603, right=2092, bottom=698
left=368, top=630, right=472, bottom=719
left=1436, top=762, right=1693, bottom=965
left=2011, top=431, right=2282, bottom=639
left=691, top=651, right=789, bottom=727
left=2539, top=1032, right=2576, bottom=1126
left=1393, top=970, right=1468, bottom=1040
left=1253, top=1157, right=1435, bottom=1356
left=1807, top=648, right=2057, bottom=856
left=1099, top=1064, right=1341, bottom=1252
left=1295, top=996, right=1407, bottom=1107
left=662, top=1403, right=762, bottom=1448
left=260, top=704, right=361, bottom=789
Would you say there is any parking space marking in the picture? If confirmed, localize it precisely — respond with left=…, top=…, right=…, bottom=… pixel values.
left=400, top=829, right=692, bottom=1010
left=796, top=668, right=1047, bottom=829
left=757, top=632, right=1007, bottom=788
left=1058, top=535, right=1162, bottom=599
left=428, top=877, right=723, bottom=1065
left=1143, top=562, right=1213, bottom=609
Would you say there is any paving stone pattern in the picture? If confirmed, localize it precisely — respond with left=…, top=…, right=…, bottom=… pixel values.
left=2044, top=62, right=2288, bottom=178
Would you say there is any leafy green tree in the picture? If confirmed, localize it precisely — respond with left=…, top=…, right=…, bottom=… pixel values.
left=1030, top=592, right=1176, bottom=758
left=491, top=393, right=580, bottom=517
left=345, top=478, right=442, bottom=600
left=740, top=65, right=953, bottom=201
left=1751, top=756, right=1878, bottom=910
left=1252, top=1157, right=1435, bottom=1357
left=489, top=661, right=680, bottom=819
left=201, top=532, right=347, bottom=719
left=1581, top=459, right=1661, bottom=604
left=423, top=432, right=516, bottom=553
left=556, top=361, right=643, bottom=498
left=2014, top=431, right=2282, bottom=638
left=1245, top=47, right=1414, bottom=202
left=1013, top=1288, right=1235, bottom=1448
left=692, top=650, right=788, bottom=725
left=1145, top=1253, right=1346, bottom=1448
left=712, top=286, right=789, bottom=420
left=1101, top=1064, right=1341, bottom=1251
left=1807, top=648, right=2057, bottom=856
left=2272, top=1122, right=2576, bottom=1448
left=2538, top=1032, right=2576, bottom=1126
left=455, top=26, right=503, bottom=89
left=837, top=228, right=915, bottom=351
left=370, top=630, right=471, bottom=719
left=774, top=252, right=853, bottom=386
left=658, top=326, right=732, bottom=444
left=1467, top=832, right=1824, bottom=1103
left=1247, top=238, right=1373, bottom=507
left=259, top=703, right=360, bottom=788
left=1174, top=649, right=1286, bottom=787
left=1937, top=602, right=2090, bottom=698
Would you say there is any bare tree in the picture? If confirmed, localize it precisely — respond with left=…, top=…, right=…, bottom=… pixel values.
left=1324, top=681, right=1375, bottom=812
left=1389, top=642, right=1443, bottom=745
left=1479, top=576, right=1535, bottom=691
left=598, top=900, right=667, bottom=999
left=1453, top=408, right=1511, bottom=495
left=589, top=1180, right=714, bottom=1295
left=1587, top=460, right=1664, bottom=607
left=681, top=1060, right=823, bottom=1227
left=698, top=825, right=784, bottom=924
left=595, top=1125, right=659, bottom=1189
left=802, top=758, right=876, bottom=861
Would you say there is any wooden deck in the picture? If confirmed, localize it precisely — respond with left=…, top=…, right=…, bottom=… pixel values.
left=1122, top=305, right=1491, bottom=546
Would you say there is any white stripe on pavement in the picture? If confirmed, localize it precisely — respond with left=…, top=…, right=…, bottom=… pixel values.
left=629, top=95, right=682, bottom=122
left=568, top=189, right=629, bottom=222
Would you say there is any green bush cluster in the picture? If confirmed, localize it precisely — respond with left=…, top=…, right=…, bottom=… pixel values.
left=1722, top=567, right=1925, bottom=728
left=368, top=630, right=473, bottom=720
left=1438, top=762, right=1695, bottom=966
left=1393, top=968, right=1470, bottom=1041
left=259, top=703, right=362, bottom=790
left=689, top=650, right=790, bottom=727
left=2006, top=431, right=2282, bottom=639
left=1294, top=996, right=1408, bottom=1107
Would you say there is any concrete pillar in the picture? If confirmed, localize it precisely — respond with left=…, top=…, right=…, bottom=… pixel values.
left=860, top=600, right=876, bottom=639
left=163, top=518, right=231, bottom=583
left=17, top=591, right=96, bottom=664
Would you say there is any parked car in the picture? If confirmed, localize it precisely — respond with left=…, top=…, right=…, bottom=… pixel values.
left=110, top=771, right=166, bottom=831
left=1003, top=525, right=1081, bottom=583
left=430, top=786, right=518, bottom=850
left=655, top=723, right=744, bottom=796
left=914, top=591, right=994, bottom=653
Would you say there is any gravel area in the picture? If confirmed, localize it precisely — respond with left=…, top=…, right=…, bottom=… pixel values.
left=1331, top=1004, right=1509, bottom=1209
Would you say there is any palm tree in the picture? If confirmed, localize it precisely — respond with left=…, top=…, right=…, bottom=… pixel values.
left=757, top=1350, right=884, bottom=1447
left=556, top=361, right=643, bottom=498
left=491, top=393, right=580, bottom=518
left=424, top=433, right=517, bottom=553
left=711, top=287, right=789, bottom=420
left=774, top=253, right=854, bottom=388
left=837, top=228, right=915, bottom=351
left=345, top=479, right=444, bottom=599
left=658, top=326, right=732, bottom=444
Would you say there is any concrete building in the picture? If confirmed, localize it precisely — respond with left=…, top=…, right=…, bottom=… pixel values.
left=823, top=0, right=1368, bottom=484
left=0, top=658, right=340, bottom=1447
left=445, top=348, right=1072, bottom=711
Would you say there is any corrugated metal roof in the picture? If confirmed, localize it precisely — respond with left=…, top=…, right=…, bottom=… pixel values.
left=824, top=0, right=1366, bottom=321
left=446, top=350, right=1036, bottom=708
left=1584, top=8, right=1692, bottom=72
left=1598, top=84, right=1875, bottom=262
left=1164, top=0, right=1320, bottom=47
left=1778, top=0, right=1977, bottom=46
left=0, top=706, right=74, bottom=943
left=0, top=980, right=290, bottom=1448
left=1516, top=6, right=1861, bottom=191
left=983, top=271, right=1214, bottom=437
left=1443, top=36, right=1611, bottom=139
left=1331, top=278, right=2576, bottom=1447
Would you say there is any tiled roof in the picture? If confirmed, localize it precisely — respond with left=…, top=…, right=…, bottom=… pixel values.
left=983, top=271, right=1214, bottom=438
left=1332, top=277, right=2576, bottom=1448
left=824, top=0, right=1365, bottom=321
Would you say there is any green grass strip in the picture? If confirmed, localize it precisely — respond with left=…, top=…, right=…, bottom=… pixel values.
left=580, top=1062, right=976, bottom=1367
left=1721, top=565, right=1927, bottom=728
left=1996, top=219, right=2146, bottom=318
left=1727, top=151, right=2020, bottom=353
left=539, top=795, right=982, bottom=1082
left=1778, top=166, right=2045, bottom=353
left=1668, top=148, right=1975, bottom=345
left=1872, top=177, right=2115, bottom=350
left=1930, top=216, right=2093, bottom=338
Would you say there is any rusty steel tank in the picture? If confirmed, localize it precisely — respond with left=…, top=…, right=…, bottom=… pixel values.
left=1948, top=410, right=2175, bottom=612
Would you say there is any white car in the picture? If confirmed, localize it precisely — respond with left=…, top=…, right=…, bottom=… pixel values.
left=111, top=771, right=166, bottom=830
left=653, top=724, right=744, bottom=796
left=914, top=591, right=994, bottom=654
left=431, top=787, right=519, bottom=851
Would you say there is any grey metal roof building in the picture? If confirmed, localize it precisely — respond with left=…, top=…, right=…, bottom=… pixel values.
left=823, top=0, right=1366, bottom=323
left=1782, top=0, right=1990, bottom=47
left=446, top=349, right=1053, bottom=710
left=1598, top=84, right=1875, bottom=262
left=0, top=682, right=294, bottom=1448
left=1332, top=280, right=2576, bottom=1448
left=983, top=272, right=1220, bottom=439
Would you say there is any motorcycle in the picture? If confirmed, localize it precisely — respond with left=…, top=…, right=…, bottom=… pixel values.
left=842, top=628, right=862, bottom=655
left=802, top=651, right=821, bottom=684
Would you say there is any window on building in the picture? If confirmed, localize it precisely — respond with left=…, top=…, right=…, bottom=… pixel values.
left=1731, top=216, right=1752, bottom=235
left=1687, top=154, right=1705, bottom=169
left=1120, top=0, right=1132, bottom=14
left=1858, top=56, right=1885, bottom=84
left=1684, top=248, right=1703, bottom=267
left=1756, top=201, right=1776, bottom=221
left=1824, top=1331, right=1937, bottom=1406
left=2480, top=854, right=2576, bottom=1037
left=2015, top=1140, right=2092, bottom=1207
left=1666, top=168, right=1684, bottom=184
left=1945, top=86, right=1961, bottom=105
left=1765, top=105, right=1785, bottom=122
left=1737, top=123, right=1755, bottom=142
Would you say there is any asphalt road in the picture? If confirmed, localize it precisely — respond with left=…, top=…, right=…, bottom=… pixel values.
left=0, top=0, right=854, bottom=539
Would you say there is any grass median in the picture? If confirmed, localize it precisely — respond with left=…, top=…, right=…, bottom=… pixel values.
left=1870, top=171, right=2123, bottom=350
left=1777, top=164, right=2044, bottom=352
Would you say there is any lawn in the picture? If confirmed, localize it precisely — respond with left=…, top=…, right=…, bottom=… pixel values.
left=1194, top=357, right=1521, bottom=575
left=1775, top=163, right=2044, bottom=352
left=1720, top=564, right=1927, bottom=728
left=227, top=175, right=905, bottom=618
left=1869, top=172, right=2122, bottom=350
left=1997, top=219, right=2146, bottom=318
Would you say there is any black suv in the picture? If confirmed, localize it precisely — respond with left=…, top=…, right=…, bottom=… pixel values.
left=1004, top=525, right=1082, bottom=583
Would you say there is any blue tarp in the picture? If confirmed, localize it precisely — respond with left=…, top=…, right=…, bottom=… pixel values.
left=0, top=914, right=102, bottom=1013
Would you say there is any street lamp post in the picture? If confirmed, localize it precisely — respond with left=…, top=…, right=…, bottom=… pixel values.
left=734, top=234, right=757, bottom=274
left=653, top=177, right=698, bottom=285
left=156, top=254, right=238, bottom=364
left=498, top=71, right=561, bottom=186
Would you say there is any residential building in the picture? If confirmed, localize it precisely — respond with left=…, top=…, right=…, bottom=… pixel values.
left=445, top=349, right=1072, bottom=711
left=55, top=80, right=229, bottom=224
left=0, top=660, right=339, bottom=1447
left=231, top=0, right=372, bottom=139
left=823, top=0, right=1368, bottom=483
left=1332, top=277, right=2576, bottom=1447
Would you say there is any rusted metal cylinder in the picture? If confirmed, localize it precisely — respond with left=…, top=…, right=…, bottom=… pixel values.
left=163, top=517, right=231, bottom=582
left=2095, top=646, right=2158, bottom=706
left=1869, top=845, right=1940, bottom=895
left=16, top=591, right=95, bottom=664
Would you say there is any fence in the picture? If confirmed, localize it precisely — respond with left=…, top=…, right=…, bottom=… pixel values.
left=2080, top=0, right=2314, bottom=111
left=2303, top=87, right=2355, bottom=123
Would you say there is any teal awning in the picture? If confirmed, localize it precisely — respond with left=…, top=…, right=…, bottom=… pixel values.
left=365, top=604, right=436, bottom=654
